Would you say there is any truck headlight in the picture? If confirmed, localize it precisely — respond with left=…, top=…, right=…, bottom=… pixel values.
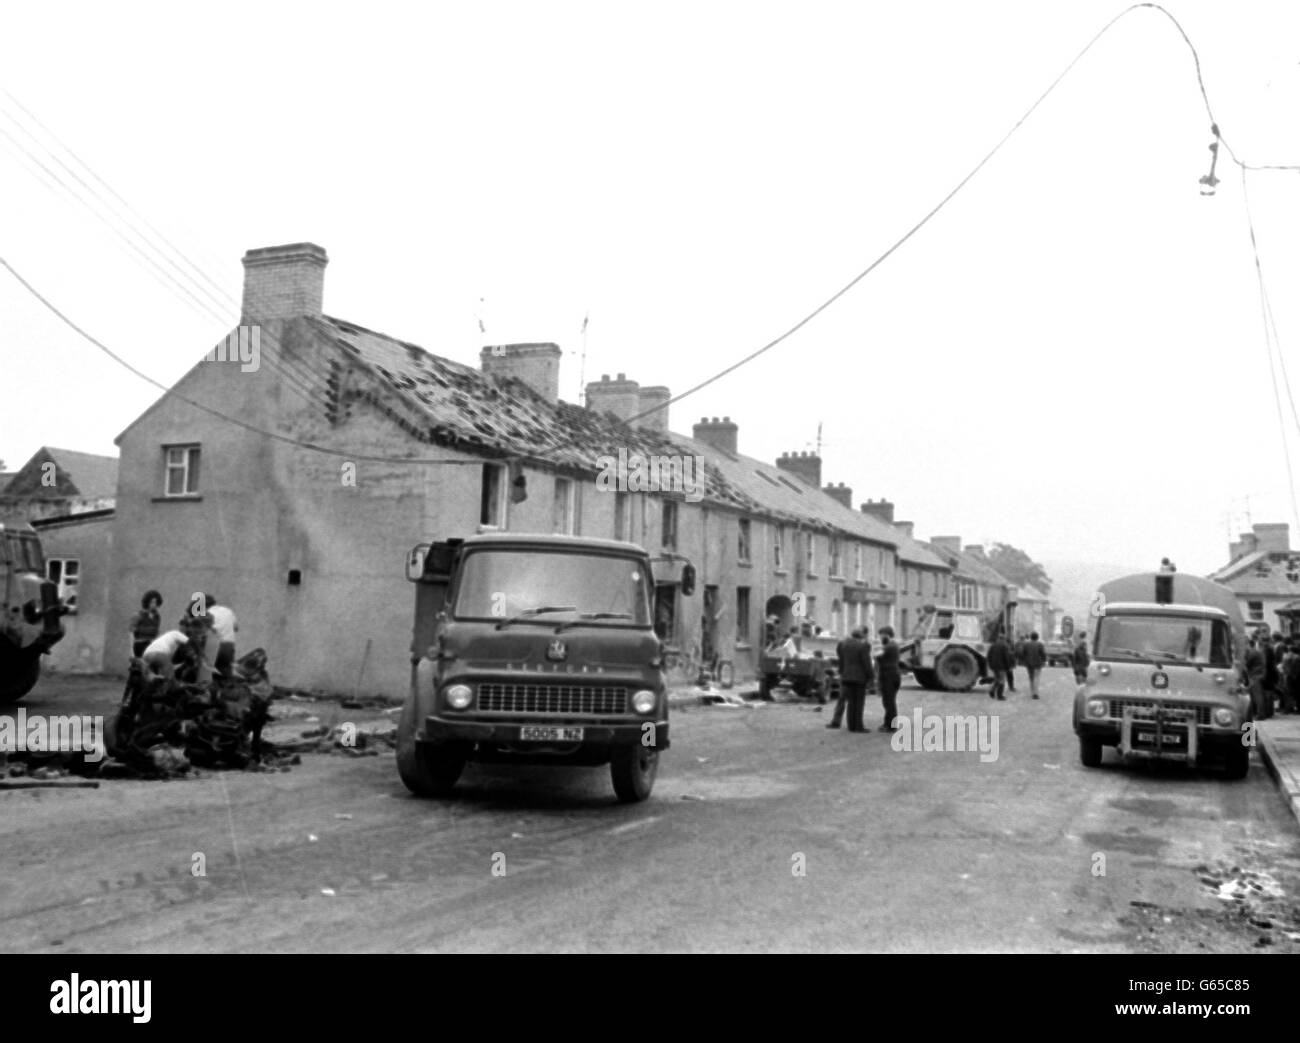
left=1213, top=708, right=1235, bottom=727
left=444, top=684, right=473, bottom=710
left=1087, top=699, right=1108, bottom=719
left=632, top=689, right=657, bottom=714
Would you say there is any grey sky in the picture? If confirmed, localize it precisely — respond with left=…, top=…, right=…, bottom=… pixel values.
left=3, top=0, right=1298, bottom=578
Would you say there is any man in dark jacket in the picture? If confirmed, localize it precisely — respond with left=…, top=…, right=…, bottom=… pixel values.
left=875, top=626, right=903, bottom=731
left=837, top=629, right=875, bottom=732
left=1021, top=631, right=1047, bottom=699
left=987, top=634, right=1013, bottom=700
left=827, top=630, right=855, bottom=729
left=1071, top=634, right=1090, bottom=684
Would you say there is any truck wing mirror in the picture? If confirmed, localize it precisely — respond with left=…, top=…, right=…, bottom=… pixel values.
left=680, top=563, right=696, bottom=596
left=405, top=544, right=430, bottom=583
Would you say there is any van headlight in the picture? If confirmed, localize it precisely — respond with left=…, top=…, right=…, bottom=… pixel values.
left=444, top=684, right=473, bottom=710
left=1213, top=708, right=1235, bottom=727
left=1087, top=699, right=1108, bottom=719
left=632, top=689, right=657, bottom=714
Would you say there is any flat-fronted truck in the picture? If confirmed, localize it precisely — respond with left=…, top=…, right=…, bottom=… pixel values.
left=1073, top=569, right=1252, bottom=778
left=398, top=533, right=693, bottom=802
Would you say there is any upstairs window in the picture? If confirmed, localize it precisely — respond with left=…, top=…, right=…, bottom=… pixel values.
left=553, top=477, right=575, bottom=535
left=738, top=519, right=752, bottom=564
left=164, top=445, right=201, bottom=497
left=480, top=463, right=506, bottom=528
left=774, top=525, right=785, bottom=569
left=661, top=500, right=678, bottom=550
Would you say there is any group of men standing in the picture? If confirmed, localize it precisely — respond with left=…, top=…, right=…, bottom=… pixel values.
left=826, top=627, right=902, bottom=733
left=986, top=631, right=1051, bottom=700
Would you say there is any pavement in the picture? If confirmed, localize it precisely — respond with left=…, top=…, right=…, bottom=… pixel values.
left=1257, top=713, right=1300, bottom=829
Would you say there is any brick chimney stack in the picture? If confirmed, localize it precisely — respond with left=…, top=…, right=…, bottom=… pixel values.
left=585, top=373, right=641, bottom=424
left=775, top=450, right=822, bottom=489
left=635, top=386, right=671, bottom=433
left=1253, top=523, right=1291, bottom=555
left=823, top=482, right=852, bottom=509
left=693, top=416, right=739, bottom=455
left=241, top=243, right=329, bottom=323
left=930, top=535, right=962, bottom=555
left=859, top=498, right=895, bottom=524
left=480, top=343, right=563, bottom=404
left=894, top=521, right=915, bottom=538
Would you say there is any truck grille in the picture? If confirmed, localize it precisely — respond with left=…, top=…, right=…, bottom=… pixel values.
left=476, top=684, right=628, bottom=715
left=1108, top=699, right=1212, bottom=726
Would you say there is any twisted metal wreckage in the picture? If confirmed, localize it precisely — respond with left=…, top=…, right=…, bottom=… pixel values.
left=111, top=647, right=284, bottom=775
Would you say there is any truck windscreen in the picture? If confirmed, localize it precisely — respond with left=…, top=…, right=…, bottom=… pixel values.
left=1095, top=615, right=1231, bottom=667
left=453, top=550, right=652, bottom=626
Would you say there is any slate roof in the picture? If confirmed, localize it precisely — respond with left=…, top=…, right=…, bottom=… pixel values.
left=1208, top=550, right=1300, bottom=597
left=314, top=315, right=904, bottom=543
left=0, top=447, right=118, bottom=499
left=922, top=541, right=1013, bottom=588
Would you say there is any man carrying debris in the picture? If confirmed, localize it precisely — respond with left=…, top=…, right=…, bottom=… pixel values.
left=141, top=628, right=195, bottom=682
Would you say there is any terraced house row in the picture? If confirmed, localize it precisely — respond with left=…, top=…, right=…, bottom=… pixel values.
left=5, top=243, right=1056, bottom=698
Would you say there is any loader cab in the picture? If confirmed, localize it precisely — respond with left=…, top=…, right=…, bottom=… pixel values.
left=0, top=523, right=66, bottom=703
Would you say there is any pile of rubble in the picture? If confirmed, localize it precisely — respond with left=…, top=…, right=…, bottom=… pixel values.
left=107, top=648, right=295, bottom=777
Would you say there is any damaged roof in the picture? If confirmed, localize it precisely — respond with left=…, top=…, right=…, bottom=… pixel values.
left=312, top=315, right=900, bottom=544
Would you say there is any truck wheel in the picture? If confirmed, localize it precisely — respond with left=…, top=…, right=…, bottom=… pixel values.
left=396, top=697, right=464, bottom=797
left=1079, top=737, right=1103, bottom=768
left=1222, top=745, right=1250, bottom=780
left=912, top=668, right=938, bottom=690
left=935, top=648, right=979, bottom=691
left=0, top=658, right=39, bottom=705
left=610, top=744, right=658, bottom=803
left=758, top=674, right=775, bottom=700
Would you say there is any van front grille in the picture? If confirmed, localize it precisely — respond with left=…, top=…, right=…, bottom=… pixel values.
left=1108, top=699, right=1211, bottom=726
left=476, top=684, right=628, bottom=715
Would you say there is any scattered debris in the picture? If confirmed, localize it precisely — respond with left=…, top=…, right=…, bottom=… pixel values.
left=681, top=793, right=705, bottom=801
left=335, top=813, right=353, bottom=820
left=320, top=888, right=336, bottom=897
left=0, top=777, right=100, bottom=790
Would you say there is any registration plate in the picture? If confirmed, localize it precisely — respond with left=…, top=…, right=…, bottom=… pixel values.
left=519, top=726, right=584, bottom=742
left=1136, top=731, right=1182, bottom=746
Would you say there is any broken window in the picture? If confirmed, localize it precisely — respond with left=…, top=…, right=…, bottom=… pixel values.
left=46, top=557, right=79, bottom=614
left=480, top=463, right=506, bottom=528
left=661, top=500, right=678, bottom=550
left=738, top=518, right=751, bottom=564
left=553, top=477, right=575, bottom=535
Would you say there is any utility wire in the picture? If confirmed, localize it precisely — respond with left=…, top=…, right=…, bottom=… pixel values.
left=1240, top=167, right=1300, bottom=535
left=0, top=257, right=482, bottom=468
left=0, top=99, right=333, bottom=411
left=6, top=3, right=1300, bottom=478
left=600, top=2, right=1300, bottom=437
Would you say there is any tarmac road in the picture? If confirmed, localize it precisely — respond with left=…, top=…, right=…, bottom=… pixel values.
left=4, top=668, right=1300, bottom=953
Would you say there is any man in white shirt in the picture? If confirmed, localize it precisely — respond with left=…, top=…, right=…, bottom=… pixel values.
left=206, top=595, right=238, bottom=678
left=142, top=629, right=192, bottom=681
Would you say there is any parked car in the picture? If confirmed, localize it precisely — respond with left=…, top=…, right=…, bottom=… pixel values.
left=1045, top=640, right=1072, bottom=667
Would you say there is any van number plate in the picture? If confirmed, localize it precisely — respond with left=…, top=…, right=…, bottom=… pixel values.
left=1136, top=730, right=1182, bottom=746
left=519, top=726, right=584, bottom=742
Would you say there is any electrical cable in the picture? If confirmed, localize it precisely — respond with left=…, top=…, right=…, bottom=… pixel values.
left=1240, top=166, right=1300, bottom=534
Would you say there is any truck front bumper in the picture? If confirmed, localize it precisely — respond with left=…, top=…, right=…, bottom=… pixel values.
left=422, top=715, right=669, bottom=750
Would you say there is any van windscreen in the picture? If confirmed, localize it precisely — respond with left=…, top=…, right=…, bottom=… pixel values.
left=453, top=550, right=651, bottom=626
left=1095, top=614, right=1230, bottom=667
